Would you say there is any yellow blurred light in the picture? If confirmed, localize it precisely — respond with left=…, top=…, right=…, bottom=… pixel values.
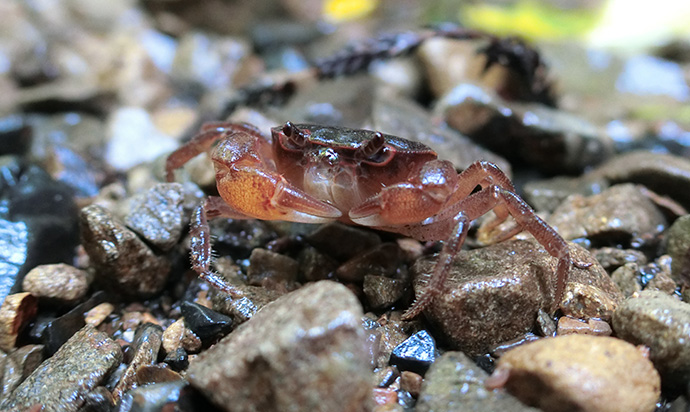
left=323, top=0, right=379, bottom=22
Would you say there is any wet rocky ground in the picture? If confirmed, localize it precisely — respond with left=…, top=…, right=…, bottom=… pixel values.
left=1, top=1, right=690, bottom=411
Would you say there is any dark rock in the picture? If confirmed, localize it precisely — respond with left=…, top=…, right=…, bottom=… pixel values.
left=336, top=242, right=404, bottom=283
left=297, top=246, right=338, bottom=282
left=549, top=184, right=666, bottom=246
left=246, top=248, right=299, bottom=290
left=441, top=83, right=613, bottom=173
left=80, top=204, right=171, bottom=298
left=187, top=281, right=371, bottom=412
left=124, top=183, right=188, bottom=251
left=370, top=316, right=419, bottom=369
left=390, top=330, right=437, bottom=375
left=523, top=176, right=607, bottom=214
left=163, top=347, right=189, bottom=371
left=210, top=219, right=278, bottom=260
left=41, top=291, right=106, bottom=355
left=416, top=351, right=538, bottom=412
left=612, top=290, right=690, bottom=385
left=0, top=156, right=79, bottom=303
left=667, top=214, right=690, bottom=286
left=79, top=386, right=114, bottom=412
left=0, top=325, right=122, bottom=412
left=363, top=275, right=406, bottom=310
left=306, top=222, right=381, bottom=261
left=113, top=323, right=164, bottom=401
left=0, top=115, right=32, bottom=156
left=180, top=301, right=233, bottom=343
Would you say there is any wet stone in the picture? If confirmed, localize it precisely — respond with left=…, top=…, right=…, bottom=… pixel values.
left=246, top=248, right=299, bottom=290
left=0, top=292, right=38, bottom=352
left=612, top=290, right=690, bottom=385
left=416, top=351, right=538, bottom=412
left=116, top=380, right=187, bottom=412
left=549, top=184, right=666, bottom=246
left=363, top=275, right=406, bottom=311
left=523, top=176, right=606, bottom=214
left=389, top=330, right=437, bottom=375
left=589, top=151, right=690, bottom=212
left=210, top=219, right=278, bottom=259
left=413, top=239, right=620, bottom=355
left=611, top=263, right=642, bottom=297
left=123, top=183, right=188, bottom=252
left=134, top=365, right=182, bottom=386
left=667, top=214, right=690, bottom=286
left=187, top=281, right=371, bottom=412
left=80, top=204, right=171, bottom=298
left=180, top=301, right=233, bottom=344
left=297, top=246, right=338, bottom=282
left=0, top=157, right=79, bottom=303
left=557, top=316, right=612, bottom=336
left=113, top=323, right=164, bottom=401
left=371, top=316, right=419, bottom=370
left=487, top=335, right=660, bottom=412
left=440, top=83, right=613, bottom=173
left=210, top=283, right=282, bottom=324
left=41, top=291, right=106, bottom=356
left=161, top=318, right=201, bottom=355
left=21, top=263, right=89, bottom=304
left=0, top=325, right=122, bottom=412
left=306, top=222, right=381, bottom=262
left=9, top=345, right=44, bottom=383
left=163, top=347, right=189, bottom=372
left=336, top=243, right=404, bottom=283
left=592, top=247, right=648, bottom=272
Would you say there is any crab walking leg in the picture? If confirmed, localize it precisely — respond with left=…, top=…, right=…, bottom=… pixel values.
left=189, top=197, right=246, bottom=298
left=402, top=184, right=571, bottom=319
left=165, top=122, right=262, bottom=182
left=401, top=214, right=470, bottom=320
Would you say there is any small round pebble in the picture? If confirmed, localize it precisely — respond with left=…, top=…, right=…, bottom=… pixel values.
left=486, top=334, right=660, bottom=412
left=22, top=263, right=90, bottom=303
left=612, top=290, right=690, bottom=383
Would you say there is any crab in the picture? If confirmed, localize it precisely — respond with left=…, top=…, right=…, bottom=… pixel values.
left=166, top=121, right=576, bottom=319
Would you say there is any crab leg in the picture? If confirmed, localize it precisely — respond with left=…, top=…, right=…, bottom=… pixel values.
left=189, top=196, right=248, bottom=298
left=401, top=184, right=570, bottom=319
left=165, top=122, right=262, bottom=182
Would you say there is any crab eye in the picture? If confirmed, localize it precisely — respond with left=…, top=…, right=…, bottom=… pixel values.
left=281, top=121, right=309, bottom=150
left=356, top=132, right=390, bottom=164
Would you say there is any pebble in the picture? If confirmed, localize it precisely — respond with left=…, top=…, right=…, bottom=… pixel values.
left=246, top=248, right=299, bottom=290
left=41, top=291, right=106, bottom=355
left=389, top=330, right=437, bottom=375
left=123, top=183, right=187, bottom=252
left=112, top=323, right=164, bottom=401
left=548, top=184, right=666, bottom=245
left=556, top=316, right=612, bottom=336
left=667, top=214, right=690, bottom=286
left=363, top=275, right=406, bottom=311
left=411, top=239, right=621, bottom=355
left=84, top=302, right=115, bottom=327
left=306, top=222, right=381, bottom=262
left=416, top=351, right=538, bottom=412
left=161, top=318, right=201, bottom=355
left=336, top=243, right=404, bottom=283
left=370, top=316, right=419, bottom=370
left=592, top=247, right=647, bottom=272
left=486, top=335, right=660, bottom=412
left=180, top=301, right=233, bottom=344
left=297, top=246, right=338, bottom=282
left=0, top=292, right=37, bottom=352
left=0, top=325, right=122, bottom=412
left=21, top=263, right=90, bottom=304
left=588, top=151, right=690, bottom=212
left=187, top=281, right=372, bottom=412
left=210, top=282, right=282, bottom=324
left=611, top=263, right=642, bottom=297
left=80, top=204, right=171, bottom=298
left=116, top=380, right=188, bottom=412
left=439, top=83, right=612, bottom=173
left=612, top=290, right=690, bottom=385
